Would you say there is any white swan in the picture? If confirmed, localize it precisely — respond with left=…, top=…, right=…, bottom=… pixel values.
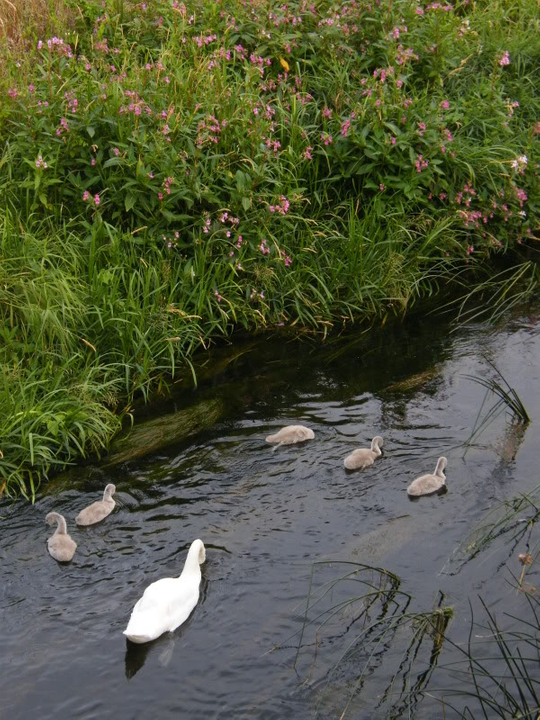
left=407, top=457, right=447, bottom=496
left=123, top=539, right=206, bottom=644
left=76, top=483, right=116, bottom=526
left=344, top=436, right=383, bottom=470
left=46, top=512, right=77, bottom=562
left=265, top=425, right=315, bottom=447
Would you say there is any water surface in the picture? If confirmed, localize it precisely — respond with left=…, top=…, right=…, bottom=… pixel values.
left=2, top=310, right=540, bottom=719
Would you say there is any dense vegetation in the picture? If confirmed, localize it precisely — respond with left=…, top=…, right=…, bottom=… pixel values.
left=0, top=0, right=538, bottom=498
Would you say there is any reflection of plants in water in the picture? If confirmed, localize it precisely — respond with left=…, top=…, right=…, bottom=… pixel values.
left=431, top=594, right=540, bottom=719
left=443, top=484, right=540, bottom=577
left=461, top=357, right=530, bottom=461
left=291, top=561, right=453, bottom=718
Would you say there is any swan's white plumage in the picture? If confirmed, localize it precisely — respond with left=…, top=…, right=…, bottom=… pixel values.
left=123, top=539, right=206, bottom=644
left=265, top=425, right=315, bottom=446
left=46, top=512, right=77, bottom=562
left=76, top=483, right=116, bottom=526
left=344, top=436, right=383, bottom=470
left=407, top=457, right=447, bottom=496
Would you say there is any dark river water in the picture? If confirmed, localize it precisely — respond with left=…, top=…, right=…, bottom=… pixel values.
left=2, top=309, right=540, bottom=719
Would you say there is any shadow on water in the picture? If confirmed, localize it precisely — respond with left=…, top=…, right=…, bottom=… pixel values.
left=1, top=306, right=540, bottom=719
left=124, top=635, right=177, bottom=679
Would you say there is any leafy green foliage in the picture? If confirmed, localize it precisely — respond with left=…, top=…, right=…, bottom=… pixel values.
left=0, top=0, right=539, bottom=496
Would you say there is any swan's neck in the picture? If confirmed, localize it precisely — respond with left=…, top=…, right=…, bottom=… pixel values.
left=435, top=459, right=446, bottom=478
left=103, top=487, right=114, bottom=501
left=181, top=544, right=203, bottom=578
left=53, top=514, right=67, bottom=535
left=371, top=438, right=382, bottom=455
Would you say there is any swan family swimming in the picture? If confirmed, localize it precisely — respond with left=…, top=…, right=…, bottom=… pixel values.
left=45, top=424, right=449, bottom=644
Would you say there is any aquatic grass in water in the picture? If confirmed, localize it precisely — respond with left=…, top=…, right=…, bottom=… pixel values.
left=429, top=595, right=540, bottom=719
left=291, top=544, right=539, bottom=716
left=286, top=561, right=454, bottom=719
left=443, top=484, right=540, bottom=576
left=461, top=357, right=531, bottom=457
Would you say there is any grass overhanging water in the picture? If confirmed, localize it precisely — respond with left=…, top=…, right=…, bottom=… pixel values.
left=0, top=0, right=539, bottom=498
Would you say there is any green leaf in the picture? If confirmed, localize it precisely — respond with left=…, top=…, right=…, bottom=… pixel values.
left=86, top=126, right=95, bottom=138
left=125, top=192, right=137, bottom=212
left=241, top=196, right=251, bottom=211
left=355, top=163, right=376, bottom=175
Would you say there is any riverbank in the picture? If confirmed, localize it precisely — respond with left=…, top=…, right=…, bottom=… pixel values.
left=0, top=0, right=538, bottom=498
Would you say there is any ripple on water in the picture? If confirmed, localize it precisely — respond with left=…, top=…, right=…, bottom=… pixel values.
left=1, top=313, right=540, bottom=719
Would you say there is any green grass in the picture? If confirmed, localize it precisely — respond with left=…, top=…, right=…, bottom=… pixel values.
left=0, top=0, right=539, bottom=497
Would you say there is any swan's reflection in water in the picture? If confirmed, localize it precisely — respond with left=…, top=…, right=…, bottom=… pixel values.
left=125, top=635, right=177, bottom=679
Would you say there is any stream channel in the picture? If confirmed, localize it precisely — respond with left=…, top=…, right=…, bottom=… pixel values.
left=2, top=307, right=540, bottom=719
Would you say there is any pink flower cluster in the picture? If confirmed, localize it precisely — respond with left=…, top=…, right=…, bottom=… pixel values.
left=119, top=90, right=152, bottom=117
left=269, top=196, right=290, bottom=215
left=259, top=238, right=270, bottom=255
left=499, top=51, right=510, bottom=67
left=196, top=115, right=226, bottom=147
left=193, top=33, right=217, bottom=48
left=35, top=156, right=48, bottom=169
left=82, top=191, right=100, bottom=207
left=510, top=155, right=527, bottom=173
left=64, top=91, right=79, bottom=114
left=415, top=154, right=429, bottom=173
left=37, top=37, right=73, bottom=57
left=157, top=176, right=173, bottom=201
left=56, top=117, right=69, bottom=137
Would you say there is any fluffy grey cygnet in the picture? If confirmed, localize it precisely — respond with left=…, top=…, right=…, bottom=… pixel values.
left=46, top=512, right=77, bottom=562
left=344, top=436, right=383, bottom=470
left=265, top=425, right=315, bottom=447
left=407, top=457, right=447, bottom=496
left=76, top=483, right=116, bottom=526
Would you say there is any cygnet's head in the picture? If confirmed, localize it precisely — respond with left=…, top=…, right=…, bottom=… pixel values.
left=46, top=512, right=66, bottom=532
left=46, top=511, right=58, bottom=526
left=104, top=483, right=116, bottom=500
left=372, top=436, right=383, bottom=450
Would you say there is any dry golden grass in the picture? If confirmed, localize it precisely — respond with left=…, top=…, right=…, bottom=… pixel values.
left=0, top=0, right=75, bottom=58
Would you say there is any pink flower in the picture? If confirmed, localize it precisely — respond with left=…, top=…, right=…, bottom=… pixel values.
left=379, top=183, right=385, bottom=191
left=91, top=158, right=96, bottom=166
left=304, top=146, right=313, bottom=160
left=82, top=191, right=91, bottom=201
left=94, top=194, right=100, bottom=207
left=113, top=148, right=120, bottom=156
left=440, top=100, right=450, bottom=110
left=499, top=51, right=510, bottom=67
